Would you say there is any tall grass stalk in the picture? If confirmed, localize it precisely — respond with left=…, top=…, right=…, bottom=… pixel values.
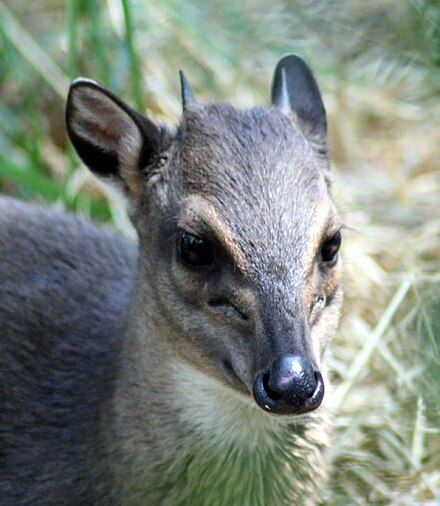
left=0, top=1, right=69, bottom=98
left=333, top=276, right=414, bottom=411
left=121, top=0, right=143, bottom=110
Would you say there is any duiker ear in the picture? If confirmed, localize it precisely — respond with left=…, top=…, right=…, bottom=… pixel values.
left=66, top=78, right=163, bottom=200
left=271, top=54, right=328, bottom=163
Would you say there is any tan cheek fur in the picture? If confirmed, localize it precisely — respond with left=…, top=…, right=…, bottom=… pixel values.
left=300, top=194, right=342, bottom=360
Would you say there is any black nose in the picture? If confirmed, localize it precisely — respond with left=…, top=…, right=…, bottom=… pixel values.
left=253, top=354, right=324, bottom=415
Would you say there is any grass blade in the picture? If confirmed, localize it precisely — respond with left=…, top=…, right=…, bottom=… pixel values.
left=333, top=277, right=413, bottom=410
left=0, top=1, right=69, bottom=98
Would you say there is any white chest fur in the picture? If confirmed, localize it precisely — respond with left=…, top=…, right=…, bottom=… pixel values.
left=162, top=361, right=330, bottom=506
left=172, top=361, right=290, bottom=449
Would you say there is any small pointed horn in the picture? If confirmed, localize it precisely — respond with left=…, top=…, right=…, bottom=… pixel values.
left=271, top=67, right=290, bottom=113
left=179, top=70, right=196, bottom=110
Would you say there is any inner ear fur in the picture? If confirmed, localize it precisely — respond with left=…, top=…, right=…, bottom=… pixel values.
left=66, top=78, right=165, bottom=200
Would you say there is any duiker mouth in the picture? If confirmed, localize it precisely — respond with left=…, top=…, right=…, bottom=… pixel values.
left=220, top=359, right=249, bottom=396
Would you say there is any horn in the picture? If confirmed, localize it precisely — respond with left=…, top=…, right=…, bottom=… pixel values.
left=271, top=66, right=290, bottom=113
left=179, top=70, right=196, bottom=110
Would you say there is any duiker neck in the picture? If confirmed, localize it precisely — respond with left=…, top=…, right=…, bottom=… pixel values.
left=162, top=360, right=330, bottom=506
left=110, top=315, right=331, bottom=506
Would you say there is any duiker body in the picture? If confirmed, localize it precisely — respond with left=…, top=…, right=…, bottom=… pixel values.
left=0, top=55, right=343, bottom=505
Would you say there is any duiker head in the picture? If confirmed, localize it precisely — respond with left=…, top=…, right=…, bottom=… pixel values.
left=66, top=55, right=343, bottom=416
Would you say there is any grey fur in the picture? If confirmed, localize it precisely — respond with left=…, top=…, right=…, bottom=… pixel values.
left=0, top=55, right=343, bottom=505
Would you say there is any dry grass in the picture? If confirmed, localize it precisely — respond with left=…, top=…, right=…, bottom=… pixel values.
left=0, top=0, right=439, bottom=504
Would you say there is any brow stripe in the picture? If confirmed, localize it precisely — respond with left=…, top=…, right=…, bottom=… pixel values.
left=180, top=195, right=250, bottom=274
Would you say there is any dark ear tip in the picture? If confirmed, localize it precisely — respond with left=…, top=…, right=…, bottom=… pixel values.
left=68, top=77, right=106, bottom=96
left=67, top=78, right=111, bottom=119
left=66, top=79, right=108, bottom=129
left=275, top=54, right=312, bottom=75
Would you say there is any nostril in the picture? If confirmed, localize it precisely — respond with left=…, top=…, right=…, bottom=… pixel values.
left=305, top=371, right=318, bottom=396
left=262, top=372, right=281, bottom=401
left=305, top=371, right=324, bottom=409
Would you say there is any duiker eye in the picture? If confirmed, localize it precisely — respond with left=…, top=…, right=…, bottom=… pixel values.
left=320, top=231, right=341, bottom=265
left=177, top=231, right=214, bottom=267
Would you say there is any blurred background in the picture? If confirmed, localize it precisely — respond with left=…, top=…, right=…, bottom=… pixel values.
left=0, top=0, right=439, bottom=504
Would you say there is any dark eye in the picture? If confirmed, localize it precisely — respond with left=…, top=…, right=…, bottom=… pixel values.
left=177, top=231, right=214, bottom=267
left=320, top=231, right=341, bottom=265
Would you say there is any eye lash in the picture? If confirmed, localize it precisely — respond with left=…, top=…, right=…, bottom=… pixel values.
left=175, top=224, right=216, bottom=244
left=326, top=224, right=345, bottom=239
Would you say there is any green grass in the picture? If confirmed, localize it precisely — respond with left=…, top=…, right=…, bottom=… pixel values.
left=0, top=0, right=439, bottom=504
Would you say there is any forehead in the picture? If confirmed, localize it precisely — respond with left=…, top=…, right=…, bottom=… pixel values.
left=176, top=104, right=335, bottom=279
left=178, top=104, right=325, bottom=198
